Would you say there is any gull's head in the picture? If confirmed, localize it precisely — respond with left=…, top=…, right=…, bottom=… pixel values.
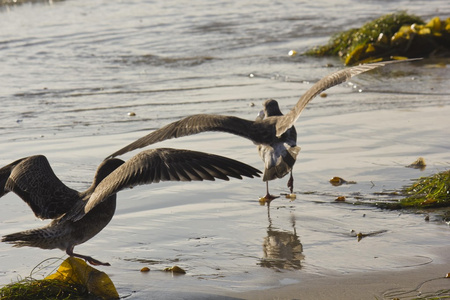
left=263, top=99, right=283, bottom=117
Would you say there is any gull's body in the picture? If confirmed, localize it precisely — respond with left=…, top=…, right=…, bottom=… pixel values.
left=1, top=149, right=260, bottom=266
left=105, top=59, right=419, bottom=199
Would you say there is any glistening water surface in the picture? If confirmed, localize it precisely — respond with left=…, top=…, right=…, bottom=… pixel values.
left=0, top=0, right=449, bottom=298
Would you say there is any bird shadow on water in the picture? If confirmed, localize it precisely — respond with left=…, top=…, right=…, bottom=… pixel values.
left=258, top=204, right=304, bottom=270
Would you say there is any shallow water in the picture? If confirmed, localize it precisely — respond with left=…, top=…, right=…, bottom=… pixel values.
left=0, top=0, right=449, bottom=298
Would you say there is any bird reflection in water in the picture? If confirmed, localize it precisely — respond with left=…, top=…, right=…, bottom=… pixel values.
left=258, top=208, right=304, bottom=270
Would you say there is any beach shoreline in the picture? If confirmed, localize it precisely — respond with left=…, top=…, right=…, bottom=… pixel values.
left=212, top=246, right=450, bottom=300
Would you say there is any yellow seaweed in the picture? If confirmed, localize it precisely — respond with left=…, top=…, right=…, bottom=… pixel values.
left=46, top=257, right=119, bottom=299
left=305, top=12, right=450, bottom=65
left=163, top=265, right=186, bottom=274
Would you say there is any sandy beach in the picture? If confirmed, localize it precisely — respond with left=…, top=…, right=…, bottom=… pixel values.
left=121, top=245, right=450, bottom=299
left=228, top=247, right=450, bottom=300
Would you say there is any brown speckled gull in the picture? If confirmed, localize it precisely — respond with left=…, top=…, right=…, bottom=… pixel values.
left=1, top=148, right=261, bottom=266
left=105, top=59, right=419, bottom=199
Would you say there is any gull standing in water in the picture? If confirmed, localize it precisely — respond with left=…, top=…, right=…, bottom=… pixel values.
left=105, top=59, right=420, bottom=200
left=1, top=148, right=261, bottom=266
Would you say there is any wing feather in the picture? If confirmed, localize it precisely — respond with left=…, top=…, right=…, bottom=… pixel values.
left=78, top=148, right=260, bottom=219
left=106, top=115, right=258, bottom=159
left=276, top=58, right=421, bottom=137
left=0, top=155, right=79, bottom=219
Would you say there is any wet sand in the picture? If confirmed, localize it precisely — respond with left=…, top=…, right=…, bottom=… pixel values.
left=227, top=247, right=450, bottom=300
left=130, top=247, right=450, bottom=300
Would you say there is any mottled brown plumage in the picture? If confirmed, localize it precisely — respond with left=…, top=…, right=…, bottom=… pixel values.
left=1, top=149, right=261, bottom=266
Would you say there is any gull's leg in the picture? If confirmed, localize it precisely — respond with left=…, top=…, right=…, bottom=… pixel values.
left=287, top=171, right=294, bottom=194
left=66, top=246, right=111, bottom=266
left=263, top=181, right=279, bottom=201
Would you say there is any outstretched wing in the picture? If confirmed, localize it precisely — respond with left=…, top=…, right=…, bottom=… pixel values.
left=0, top=155, right=79, bottom=219
left=106, top=114, right=259, bottom=159
left=0, top=157, right=24, bottom=198
left=73, top=148, right=261, bottom=220
left=275, top=58, right=422, bottom=137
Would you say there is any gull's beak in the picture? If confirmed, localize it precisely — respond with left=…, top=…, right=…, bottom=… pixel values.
left=256, top=110, right=265, bottom=120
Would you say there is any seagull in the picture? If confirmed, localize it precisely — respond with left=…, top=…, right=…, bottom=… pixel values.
left=105, top=59, right=420, bottom=200
left=1, top=148, right=261, bottom=266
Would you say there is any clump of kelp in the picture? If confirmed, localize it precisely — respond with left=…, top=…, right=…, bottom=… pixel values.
left=399, top=170, right=450, bottom=208
left=0, top=257, right=118, bottom=300
left=305, top=12, right=450, bottom=65
left=0, top=278, right=93, bottom=300
left=379, top=170, right=450, bottom=210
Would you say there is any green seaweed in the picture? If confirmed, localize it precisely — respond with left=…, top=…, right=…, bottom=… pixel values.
left=399, top=170, right=450, bottom=208
left=376, top=170, right=450, bottom=210
left=304, top=12, right=450, bottom=65
left=305, top=12, right=423, bottom=60
left=0, top=257, right=116, bottom=300
left=0, top=278, right=93, bottom=300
